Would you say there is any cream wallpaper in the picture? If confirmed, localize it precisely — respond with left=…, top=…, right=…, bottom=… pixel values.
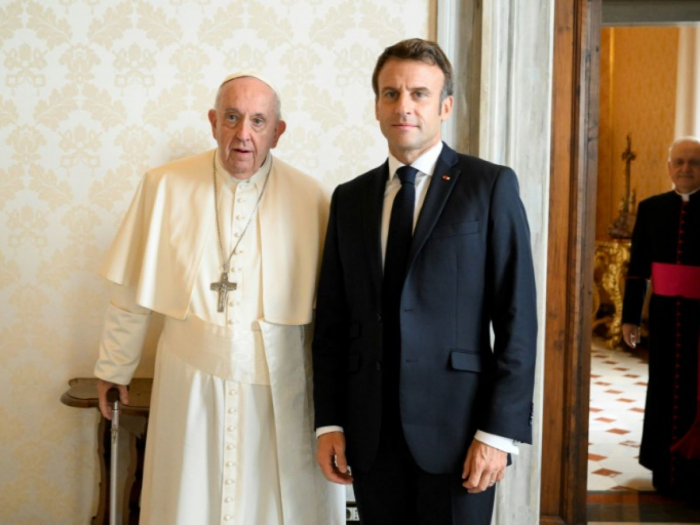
left=0, top=1, right=429, bottom=522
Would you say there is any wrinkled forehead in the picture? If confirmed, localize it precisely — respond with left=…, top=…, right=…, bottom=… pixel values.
left=215, top=72, right=281, bottom=115
left=218, top=77, right=273, bottom=101
left=671, top=140, right=700, bottom=159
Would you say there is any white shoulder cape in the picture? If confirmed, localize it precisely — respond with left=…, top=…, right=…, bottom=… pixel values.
left=100, top=150, right=329, bottom=325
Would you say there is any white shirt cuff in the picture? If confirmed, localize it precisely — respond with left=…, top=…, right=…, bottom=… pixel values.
left=316, top=425, right=344, bottom=438
left=474, top=430, right=520, bottom=455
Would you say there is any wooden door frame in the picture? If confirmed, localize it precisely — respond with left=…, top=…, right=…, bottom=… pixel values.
left=540, top=0, right=602, bottom=523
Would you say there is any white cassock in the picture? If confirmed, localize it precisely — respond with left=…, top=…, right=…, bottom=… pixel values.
left=95, top=150, right=345, bottom=525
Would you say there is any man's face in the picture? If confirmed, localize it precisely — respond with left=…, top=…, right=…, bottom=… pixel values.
left=208, top=77, right=286, bottom=179
left=375, top=58, right=453, bottom=165
left=668, top=140, right=700, bottom=194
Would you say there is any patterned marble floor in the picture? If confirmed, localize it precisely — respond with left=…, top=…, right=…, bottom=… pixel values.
left=587, top=338, right=655, bottom=492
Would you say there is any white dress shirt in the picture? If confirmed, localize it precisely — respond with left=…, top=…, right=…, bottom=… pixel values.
left=318, top=142, right=519, bottom=455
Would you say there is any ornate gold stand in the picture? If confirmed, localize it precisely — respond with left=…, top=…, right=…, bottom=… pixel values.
left=592, top=239, right=631, bottom=348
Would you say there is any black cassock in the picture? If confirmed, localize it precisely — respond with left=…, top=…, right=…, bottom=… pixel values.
left=622, top=191, right=700, bottom=496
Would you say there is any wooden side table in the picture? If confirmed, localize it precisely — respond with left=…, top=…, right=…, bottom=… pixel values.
left=61, top=378, right=152, bottom=525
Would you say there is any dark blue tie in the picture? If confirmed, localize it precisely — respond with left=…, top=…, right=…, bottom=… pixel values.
left=382, top=165, right=417, bottom=427
left=383, top=165, right=418, bottom=316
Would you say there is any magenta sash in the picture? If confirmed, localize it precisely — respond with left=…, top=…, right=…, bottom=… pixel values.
left=652, top=263, right=700, bottom=459
left=652, top=262, right=700, bottom=299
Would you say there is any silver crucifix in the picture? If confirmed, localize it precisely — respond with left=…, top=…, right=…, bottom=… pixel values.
left=210, top=272, right=237, bottom=312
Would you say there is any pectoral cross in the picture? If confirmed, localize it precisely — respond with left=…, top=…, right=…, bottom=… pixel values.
left=210, top=272, right=237, bottom=312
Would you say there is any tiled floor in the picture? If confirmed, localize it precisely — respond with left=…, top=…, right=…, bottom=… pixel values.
left=586, top=339, right=700, bottom=524
left=588, top=338, right=654, bottom=492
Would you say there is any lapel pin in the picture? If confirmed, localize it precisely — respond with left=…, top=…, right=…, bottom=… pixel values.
left=442, top=175, right=451, bottom=181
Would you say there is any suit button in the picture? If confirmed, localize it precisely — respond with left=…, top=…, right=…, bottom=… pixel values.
left=375, top=362, right=382, bottom=371
left=377, top=314, right=382, bottom=322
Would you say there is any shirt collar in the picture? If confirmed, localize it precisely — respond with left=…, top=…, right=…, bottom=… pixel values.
left=675, top=186, right=700, bottom=202
left=215, top=150, right=272, bottom=191
left=387, top=141, right=444, bottom=182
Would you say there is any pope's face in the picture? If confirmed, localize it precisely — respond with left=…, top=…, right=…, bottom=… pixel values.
left=375, top=58, right=453, bottom=165
left=208, top=77, right=286, bottom=179
left=668, top=140, right=700, bottom=194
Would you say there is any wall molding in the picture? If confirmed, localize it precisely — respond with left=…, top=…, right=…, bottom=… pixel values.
left=437, top=0, right=555, bottom=522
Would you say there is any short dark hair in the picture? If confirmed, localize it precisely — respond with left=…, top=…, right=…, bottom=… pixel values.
left=371, top=38, right=454, bottom=102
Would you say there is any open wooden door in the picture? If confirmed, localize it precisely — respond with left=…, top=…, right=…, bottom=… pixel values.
left=540, top=0, right=602, bottom=523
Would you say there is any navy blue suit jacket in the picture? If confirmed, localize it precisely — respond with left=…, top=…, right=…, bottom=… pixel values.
left=312, top=144, right=537, bottom=474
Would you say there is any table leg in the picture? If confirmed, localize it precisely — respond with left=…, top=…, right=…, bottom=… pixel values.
left=92, top=414, right=110, bottom=525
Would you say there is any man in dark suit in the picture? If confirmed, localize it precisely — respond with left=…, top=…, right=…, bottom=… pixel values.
left=312, top=38, right=538, bottom=524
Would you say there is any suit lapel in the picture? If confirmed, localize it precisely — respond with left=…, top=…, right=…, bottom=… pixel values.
left=406, top=144, right=461, bottom=271
left=363, top=162, right=388, bottom=300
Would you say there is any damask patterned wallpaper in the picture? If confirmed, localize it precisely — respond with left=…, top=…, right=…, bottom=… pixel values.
left=596, top=27, right=679, bottom=239
left=0, top=1, right=430, bottom=521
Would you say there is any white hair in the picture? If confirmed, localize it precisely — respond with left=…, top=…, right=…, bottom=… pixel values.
left=668, top=136, right=700, bottom=159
